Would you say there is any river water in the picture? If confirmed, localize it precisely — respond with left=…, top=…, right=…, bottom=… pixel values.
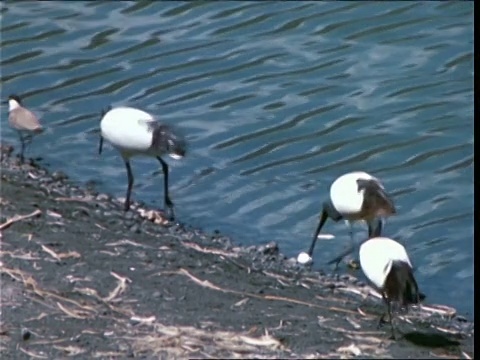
left=1, top=1, right=473, bottom=318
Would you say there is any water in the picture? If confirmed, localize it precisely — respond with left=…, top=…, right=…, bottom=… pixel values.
left=1, top=1, right=473, bottom=318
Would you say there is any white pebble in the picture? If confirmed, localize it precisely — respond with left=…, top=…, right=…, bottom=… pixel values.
left=297, top=252, right=312, bottom=264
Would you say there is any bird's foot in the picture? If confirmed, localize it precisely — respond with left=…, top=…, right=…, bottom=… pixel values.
left=377, top=314, right=387, bottom=329
left=163, top=197, right=175, bottom=221
left=164, top=206, right=175, bottom=222
left=333, top=260, right=340, bottom=271
left=347, top=258, right=360, bottom=270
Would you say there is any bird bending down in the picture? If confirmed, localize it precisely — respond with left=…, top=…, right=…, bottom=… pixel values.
left=307, top=171, right=396, bottom=267
left=99, top=106, right=186, bottom=220
left=359, top=236, right=423, bottom=339
left=7, top=94, right=44, bottom=163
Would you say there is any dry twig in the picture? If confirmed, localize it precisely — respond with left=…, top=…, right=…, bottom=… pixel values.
left=164, top=268, right=365, bottom=316
left=181, top=241, right=239, bottom=258
left=53, top=197, right=92, bottom=202
left=41, top=245, right=80, bottom=261
left=0, top=209, right=42, bottom=230
left=103, top=272, right=131, bottom=302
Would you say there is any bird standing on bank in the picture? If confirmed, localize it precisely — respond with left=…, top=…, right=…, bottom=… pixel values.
left=7, top=94, right=44, bottom=163
left=306, top=171, right=396, bottom=266
left=359, top=236, right=422, bottom=339
left=99, top=106, right=186, bottom=220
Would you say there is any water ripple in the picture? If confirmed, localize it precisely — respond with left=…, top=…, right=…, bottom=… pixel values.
left=215, top=103, right=342, bottom=150
left=1, top=1, right=473, bottom=317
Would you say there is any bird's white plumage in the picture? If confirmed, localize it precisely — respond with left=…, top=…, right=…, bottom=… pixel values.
left=100, top=107, right=157, bottom=158
left=359, top=237, right=412, bottom=289
left=330, top=171, right=381, bottom=215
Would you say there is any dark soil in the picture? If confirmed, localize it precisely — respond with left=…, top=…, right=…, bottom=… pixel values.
left=0, top=143, right=474, bottom=359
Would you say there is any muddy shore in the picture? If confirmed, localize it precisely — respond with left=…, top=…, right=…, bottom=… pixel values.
left=0, top=143, right=474, bottom=359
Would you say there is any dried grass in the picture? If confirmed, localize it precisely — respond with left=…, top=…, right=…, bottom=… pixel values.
left=0, top=209, right=42, bottom=230
left=128, top=323, right=284, bottom=359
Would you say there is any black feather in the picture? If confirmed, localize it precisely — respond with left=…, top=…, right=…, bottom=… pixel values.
left=148, top=122, right=186, bottom=157
left=357, top=178, right=396, bottom=217
left=384, top=260, right=421, bottom=307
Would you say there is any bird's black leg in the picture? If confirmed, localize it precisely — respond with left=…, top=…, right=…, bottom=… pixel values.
left=348, top=221, right=355, bottom=244
left=17, top=131, right=25, bottom=163
left=377, top=294, right=388, bottom=329
left=22, top=134, right=34, bottom=162
left=377, top=312, right=387, bottom=329
left=368, top=218, right=383, bottom=238
left=327, top=243, right=356, bottom=270
left=387, top=298, right=396, bottom=340
left=377, top=294, right=396, bottom=339
left=157, top=157, right=174, bottom=221
left=328, top=220, right=360, bottom=270
left=124, top=160, right=134, bottom=212
left=24, top=134, right=33, bottom=145
left=23, top=134, right=33, bottom=153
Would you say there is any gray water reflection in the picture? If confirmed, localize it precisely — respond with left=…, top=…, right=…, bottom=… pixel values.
left=1, top=1, right=473, bottom=317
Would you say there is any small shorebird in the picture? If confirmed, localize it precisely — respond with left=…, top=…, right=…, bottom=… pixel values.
left=359, top=236, right=423, bottom=339
left=307, top=171, right=396, bottom=266
left=7, top=94, right=43, bottom=163
left=99, top=106, right=186, bottom=220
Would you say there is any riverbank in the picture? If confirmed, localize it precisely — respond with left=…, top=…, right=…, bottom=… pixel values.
left=0, top=142, right=473, bottom=359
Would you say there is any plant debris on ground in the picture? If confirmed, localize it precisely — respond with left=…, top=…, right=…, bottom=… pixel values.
left=0, top=143, right=474, bottom=359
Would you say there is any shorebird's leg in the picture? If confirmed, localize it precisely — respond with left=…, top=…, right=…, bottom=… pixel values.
left=387, top=299, right=396, bottom=340
left=157, top=156, right=174, bottom=221
left=327, top=243, right=356, bottom=270
left=17, top=131, right=26, bottom=163
left=124, top=160, right=134, bottom=212
left=368, top=217, right=384, bottom=238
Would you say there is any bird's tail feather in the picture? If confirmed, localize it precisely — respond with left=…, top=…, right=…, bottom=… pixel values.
left=34, top=127, right=44, bottom=134
left=385, top=260, right=422, bottom=306
left=356, top=179, right=396, bottom=216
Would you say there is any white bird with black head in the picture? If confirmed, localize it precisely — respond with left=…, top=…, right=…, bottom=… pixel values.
left=7, top=94, right=44, bottom=163
left=306, top=171, right=396, bottom=266
left=359, top=236, right=423, bottom=339
left=99, top=106, right=186, bottom=220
